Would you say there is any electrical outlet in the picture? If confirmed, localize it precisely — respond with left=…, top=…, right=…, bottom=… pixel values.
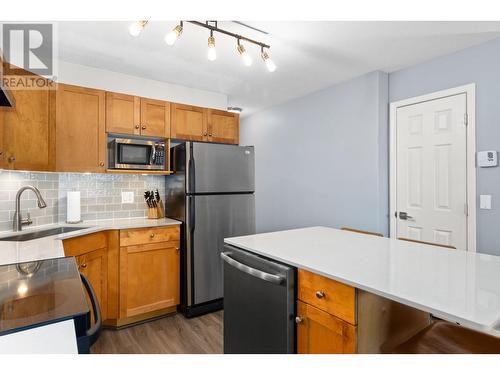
left=121, top=191, right=134, bottom=204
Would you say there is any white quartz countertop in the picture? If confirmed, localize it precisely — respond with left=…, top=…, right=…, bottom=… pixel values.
left=0, top=217, right=181, bottom=266
left=225, top=226, right=500, bottom=336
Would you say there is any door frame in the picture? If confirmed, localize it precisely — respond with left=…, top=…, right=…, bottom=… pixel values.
left=389, top=84, right=476, bottom=251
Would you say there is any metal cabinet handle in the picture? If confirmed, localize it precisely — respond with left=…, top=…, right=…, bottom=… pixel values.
left=203, top=132, right=208, bottom=136
left=8, top=155, right=15, bottom=163
left=315, top=290, right=326, bottom=299
left=150, top=233, right=155, bottom=238
left=220, top=252, right=285, bottom=285
left=295, top=316, right=304, bottom=324
left=135, top=125, right=140, bottom=129
left=99, top=162, right=104, bottom=167
left=80, top=263, right=87, bottom=269
left=208, top=133, right=213, bottom=137
left=141, top=125, right=146, bottom=130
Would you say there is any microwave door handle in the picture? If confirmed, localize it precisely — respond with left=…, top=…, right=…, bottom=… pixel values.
left=150, top=144, right=156, bottom=165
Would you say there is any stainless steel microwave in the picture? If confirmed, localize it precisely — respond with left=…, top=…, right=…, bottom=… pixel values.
left=108, top=138, right=166, bottom=170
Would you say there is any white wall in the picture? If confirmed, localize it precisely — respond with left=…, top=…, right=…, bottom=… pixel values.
left=241, top=71, right=389, bottom=235
left=56, top=60, right=227, bottom=109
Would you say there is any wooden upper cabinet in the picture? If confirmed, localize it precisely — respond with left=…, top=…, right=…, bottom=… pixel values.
left=140, top=98, right=170, bottom=138
left=106, top=92, right=140, bottom=135
left=0, top=76, right=55, bottom=171
left=170, top=103, right=207, bottom=142
left=55, top=84, right=106, bottom=172
left=106, top=92, right=170, bottom=138
left=207, top=109, right=239, bottom=145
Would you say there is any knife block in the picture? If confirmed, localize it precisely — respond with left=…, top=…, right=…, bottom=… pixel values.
left=147, top=207, right=163, bottom=219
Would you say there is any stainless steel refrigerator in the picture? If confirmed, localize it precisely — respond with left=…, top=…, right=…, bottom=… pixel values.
left=165, top=142, right=256, bottom=317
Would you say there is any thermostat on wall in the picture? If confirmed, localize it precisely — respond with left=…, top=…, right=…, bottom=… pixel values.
left=477, top=151, right=498, bottom=167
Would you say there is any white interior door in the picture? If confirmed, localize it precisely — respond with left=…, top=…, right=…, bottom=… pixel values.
left=395, top=93, right=467, bottom=249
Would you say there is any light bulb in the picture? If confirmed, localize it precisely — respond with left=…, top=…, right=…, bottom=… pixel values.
left=237, top=43, right=253, bottom=67
left=261, top=50, right=276, bottom=72
left=165, top=24, right=183, bottom=46
left=207, top=35, right=216, bottom=61
left=128, top=21, right=147, bottom=37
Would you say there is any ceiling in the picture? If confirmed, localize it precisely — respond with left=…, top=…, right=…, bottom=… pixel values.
left=57, top=21, right=500, bottom=116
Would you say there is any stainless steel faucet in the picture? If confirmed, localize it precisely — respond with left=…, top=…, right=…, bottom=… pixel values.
left=13, top=185, right=47, bottom=232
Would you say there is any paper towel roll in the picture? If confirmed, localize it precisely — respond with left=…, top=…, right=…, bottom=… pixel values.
left=67, top=191, right=81, bottom=223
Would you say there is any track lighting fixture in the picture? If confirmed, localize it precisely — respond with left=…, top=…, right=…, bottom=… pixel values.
left=128, top=21, right=148, bottom=37
left=128, top=21, right=275, bottom=72
left=261, top=47, right=276, bottom=72
left=165, top=22, right=183, bottom=46
left=237, top=40, right=253, bottom=67
left=207, top=31, right=216, bottom=61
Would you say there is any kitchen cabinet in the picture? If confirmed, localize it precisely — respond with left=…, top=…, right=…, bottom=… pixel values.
left=119, top=226, right=180, bottom=319
left=63, top=231, right=108, bottom=321
left=297, top=301, right=356, bottom=354
left=296, top=269, right=357, bottom=354
left=55, top=84, right=106, bottom=172
left=106, top=92, right=170, bottom=138
left=0, top=72, right=55, bottom=171
left=207, top=109, right=239, bottom=145
left=170, top=103, right=208, bottom=142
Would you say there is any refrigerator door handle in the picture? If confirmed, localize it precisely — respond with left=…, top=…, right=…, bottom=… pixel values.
left=220, top=252, right=285, bottom=285
left=188, top=143, right=195, bottom=193
left=189, top=195, right=195, bottom=232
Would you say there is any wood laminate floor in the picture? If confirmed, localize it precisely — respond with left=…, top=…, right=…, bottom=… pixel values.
left=91, top=311, right=223, bottom=354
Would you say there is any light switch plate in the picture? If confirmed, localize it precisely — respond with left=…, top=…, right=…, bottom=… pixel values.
left=121, top=191, right=134, bottom=204
left=480, top=195, right=492, bottom=210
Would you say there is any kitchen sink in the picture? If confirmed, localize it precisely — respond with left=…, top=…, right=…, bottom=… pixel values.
left=0, top=227, right=89, bottom=242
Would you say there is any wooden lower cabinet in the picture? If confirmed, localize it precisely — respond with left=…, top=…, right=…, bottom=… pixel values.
left=63, top=232, right=108, bottom=321
left=76, top=248, right=108, bottom=322
left=63, top=225, right=181, bottom=328
left=119, top=241, right=180, bottom=318
left=297, top=301, right=356, bottom=354
left=297, top=269, right=357, bottom=354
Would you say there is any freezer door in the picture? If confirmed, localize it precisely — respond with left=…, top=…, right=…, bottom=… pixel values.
left=188, top=142, right=255, bottom=194
left=188, top=193, right=255, bottom=305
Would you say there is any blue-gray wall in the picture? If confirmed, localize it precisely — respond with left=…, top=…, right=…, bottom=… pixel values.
left=241, top=71, right=389, bottom=235
left=390, top=37, right=500, bottom=255
left=242, top=37, right=500, bottom=256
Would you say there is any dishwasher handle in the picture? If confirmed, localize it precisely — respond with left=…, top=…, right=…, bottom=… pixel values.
left=221, top=252, right=285, bottom=285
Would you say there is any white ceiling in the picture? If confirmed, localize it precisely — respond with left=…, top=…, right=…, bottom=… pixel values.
left=57, top=21, right=500, bottom=116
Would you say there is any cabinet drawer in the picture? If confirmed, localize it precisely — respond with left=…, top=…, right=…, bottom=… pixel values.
left=298, top=269, right=356, bottom=325
left=63, top=231, right=107, bottom=257
left=120, top=226, right=180, bottom=247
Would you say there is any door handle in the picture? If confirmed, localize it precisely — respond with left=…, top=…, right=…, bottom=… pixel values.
left=399, top=212, right=414, bottom=221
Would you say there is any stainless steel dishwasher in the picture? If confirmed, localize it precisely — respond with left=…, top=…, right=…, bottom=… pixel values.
left=221, top=244, right=296, bottom=353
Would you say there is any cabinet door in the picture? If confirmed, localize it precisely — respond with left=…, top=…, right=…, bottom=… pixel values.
left=76, top=248, right=108, bottom=321
left=297, top=301, right=356, bottom=354
left=105, top=92, right=140, bottom=135
left=55, top=84, right=106, bottom=172
left=140, top=98, right=170, bottom=138
left=207, top=109, right=239, bottom=144
left=119, top=241, right=180, bottom=318
left=0, top=77, right=55, bottom=171
left=170, top=103, right=207, bottom=141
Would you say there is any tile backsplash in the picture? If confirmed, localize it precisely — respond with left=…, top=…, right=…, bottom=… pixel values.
left=0, top=170, right=165, bottom=232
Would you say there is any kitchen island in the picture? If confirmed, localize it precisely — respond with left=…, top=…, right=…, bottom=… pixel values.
left=224, top=226, right=500, bottom=353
